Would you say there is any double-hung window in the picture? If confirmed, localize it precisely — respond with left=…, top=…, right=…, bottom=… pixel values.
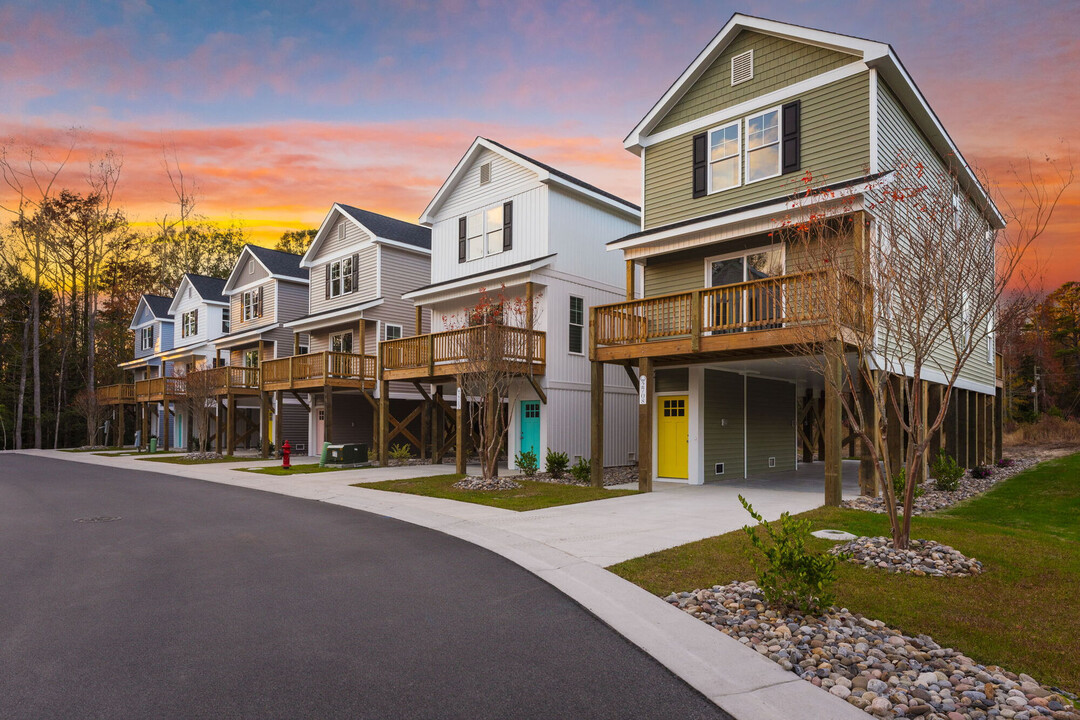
left=568, top=296, right=584, bottom=354
left=329, top=257, right=353, bottom=297
left=221, top=307, right=230, bottom=333
left=243, top=349, right=260, bottom=367
left=384, top=324, right=402, bottom=341
left=330, top=331, right=353, bottom=353
left=242, top=289, right=261, bottom=321
left=140, top=326, right=154, bottom=351
left=181, top=310, right=198, bottom=338
left=745, top=108, right=781, bottom=183
left=708, top=122, right=741, bottom=192
left=464, top=204, right=508, bottom=261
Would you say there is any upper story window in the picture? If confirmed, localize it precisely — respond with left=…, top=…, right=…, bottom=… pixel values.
left=328, top=256, right=354, bottom=297
left=745, top=108, right=781, bottom=183
left=140, top=326, right=154, bottom=351
left=384, top=324, right=403, bottom=341
left=708, top=122, right=741, bottom=193
left=181, top=310, right=198, bottom=338
left=568, top=296, right=584, bottom=355
left=221, top=307, right=230, bottom=334
left=459, top=201, right=512, bottom=263
left=242, top=288, right=262, bottom=321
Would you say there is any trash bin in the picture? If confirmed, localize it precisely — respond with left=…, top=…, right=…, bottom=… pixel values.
left=149, top=436, right=158, bottom=453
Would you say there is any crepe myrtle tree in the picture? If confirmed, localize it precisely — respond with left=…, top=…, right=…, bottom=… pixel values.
left=173, top=362, right=215, bottom=453
left=444, top=286, right=542, bottom=482
left=774, top=152, right=1071, bottom=549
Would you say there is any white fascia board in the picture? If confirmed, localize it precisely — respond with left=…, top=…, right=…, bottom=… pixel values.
left=419, top=138, right=488, bottom=225
left=160, top=343, right=213, bottom=362
left=541, top=174, right=640, bottom=220
left=299, top=205, right=344, bottom=267
left=223, top=247, right=266, bottom=293
left=403, top=256, right=556, bottom=303
left=283, top=298, right=384, bottom=332
left=376, top=236, right=432, bottom=256
left=636, top=61, right=867, bottom=151
left=624, top=13, right=889, bottom=152
left=166, top=278, right=191, bottom=316
left=213, top=324, right=281, bottom=349
left=869, top=50, right=1005, bottom=228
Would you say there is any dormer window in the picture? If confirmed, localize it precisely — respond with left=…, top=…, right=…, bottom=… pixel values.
left=140, top=326, right=154, bottom=350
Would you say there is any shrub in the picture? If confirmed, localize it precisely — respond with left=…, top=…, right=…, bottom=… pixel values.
left=570, top=457, right=592, bottom=484
left=892, top=467, right=925, bottom=501
left=545, top=448, right=569, bottom=478
left=931, top=451, right=964, bottom=492
left=997, top=457, right=1015, bottom=468
left=970, top=465, right=992, bottom=479
left=738, top=496, right=840, bottom=613
left=515, top=449, right=538, bottom=476
left=388, top=443, right=412, bottom=461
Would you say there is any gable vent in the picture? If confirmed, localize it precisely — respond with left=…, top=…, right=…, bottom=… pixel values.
left=731, top=50, right=754, bottom=86
left=480, top=161, right=492, bottom=185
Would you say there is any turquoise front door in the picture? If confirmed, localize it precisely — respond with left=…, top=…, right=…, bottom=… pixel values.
left=520, top=401, right=541, bottom=457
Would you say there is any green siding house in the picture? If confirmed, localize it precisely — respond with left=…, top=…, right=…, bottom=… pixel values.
left=588, top=14, right=1004, bottom=496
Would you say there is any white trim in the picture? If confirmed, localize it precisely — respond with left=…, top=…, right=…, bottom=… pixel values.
left=868, top=67, right=880, bottom=174
left=688, top=367, right=705, bottom=485
left=376, top=244, right=383, bottom=299
left=743, top=105, right=782, bottom=185
left=301, top=203, right=430, bottom=268
left=706, top=120, right=742, bottom=194
left=402, top=255, right=556, bottom=302
left=640, top=146, right=646, bottom=230
left=213, top=325, right=283, bottom=350
left=383, top=323, right=403, bottom=342
left=632, top=62, right=867, bottom=152
left=283, top=298, right=384, bottom=332
left=568, top=294, right=585, bottom=356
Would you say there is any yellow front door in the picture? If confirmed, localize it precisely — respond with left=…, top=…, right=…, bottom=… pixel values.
left=657, top=395, right=688, bottom=479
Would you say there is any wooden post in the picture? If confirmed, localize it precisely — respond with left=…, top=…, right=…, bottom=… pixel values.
left=378, top=379, right=389, bottom=467
left=215, top=397, right=223, bottom=452
left=916, top=381, right=929, bottom=484
left=858, top=370, right=879, bottom=496
left=525, top=282, right=535, bottom=368
left=260, top=391, right=270, bottom=458
left=415, top=305, right=423, bottom=336
left=994, top=388, right=1003, bottom=464
left=966, top=390, right=978, bottom=468
left=625, top=260, right=634, bottom=301
left=955, top=389, right=968, bottom=468
left=420, top=399, right=429, bottom=460
left=927, top=383, right=943, bottom=466
left=324, top=387, right=333, bottom=445
left=817, top=389, right=826, bottom=460
left=455, top=387, right=466, bottom=475
left=141, top=403, right=149, bottom=449
left=162, top=400, right=171, bottom=451
left=216, top=348, right=222, bottom=367
left=358, top=318, right=367, bottom=365
left=690, top=289, right=702, bottom=353
left=944, top=387, right=958, bottom=461
left=823, top=342, right=843, bottom=507
left=637, top=357, right=653, bottom=493
left=226, top=394, right=236, bottom=455
left=590, top=360, right=604, bottom=488
left=432, top=386, right=444, bottom=463
left=801, top=388, right=815, bottom=463
left=117, top=404, right=126, bottom=447
left=274, top=390, right=284, bottom=455
left=293, top=333, right=300, bottom=356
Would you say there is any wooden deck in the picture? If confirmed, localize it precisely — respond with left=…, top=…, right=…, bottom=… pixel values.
left=133, top=377, right=185, bottom=402
left=262, top=352, right=376, bottom=391
left=591, top=270, right=860, bottom=364
left=381, top=325, right=546, bottom=381
left=185, top=366, right=262, bottom=397
left=96, top=383, right=134, bottom=405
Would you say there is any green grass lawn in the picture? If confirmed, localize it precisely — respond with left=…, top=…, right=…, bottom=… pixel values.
left=137, top=454, right=251, bottom=465
left=610, top=453, right=1080, bottom=693
left=62, top=446, right=126, bottom=453
left=239, top=463, right=351, bottom=476
left=352, top=474, right=639, bottom=511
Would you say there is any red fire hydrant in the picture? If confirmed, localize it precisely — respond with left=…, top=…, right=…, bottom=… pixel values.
left=281, top=440, right=291, bottom=469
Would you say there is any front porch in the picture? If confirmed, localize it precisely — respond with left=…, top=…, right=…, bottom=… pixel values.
left=262, top=352, right=376, bottom=391
left=380, top=325, right=546, bottom=382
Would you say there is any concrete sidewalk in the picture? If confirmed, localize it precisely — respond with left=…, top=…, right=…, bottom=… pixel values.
left=15, top=448, right=865, bottom=720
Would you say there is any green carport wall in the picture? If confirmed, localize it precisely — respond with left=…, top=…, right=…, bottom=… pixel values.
left=704, top=370, right=745, bottom=478
left=746, top=377, right=797, bottom=475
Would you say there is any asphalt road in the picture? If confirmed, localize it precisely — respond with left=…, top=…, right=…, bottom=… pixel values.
left=0, top=454, right=731, bottom=720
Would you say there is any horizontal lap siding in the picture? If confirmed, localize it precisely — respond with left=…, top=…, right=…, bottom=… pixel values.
left=643, top=231, right=792, bottom=296
left=276, top=282, right=308, bottom=325
left=230, top=282, right=276, bottom=334
left=368, top=246, right=431, bottom=338
left=309, top=216, right=378, bottom=317
left=704, top=369, right=745, bottom=478
left=746, top=376, right=795, bottom=474
left=655, top=368, right=689, bottom=392
left=655, top=31, right=858, bottom=133
left=644, top=71, right=871, bottom=229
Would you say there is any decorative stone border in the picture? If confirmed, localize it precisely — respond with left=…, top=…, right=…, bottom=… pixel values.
left=667, top=581, right=1079, bottom=719
left=829, top=536, right=983, bottom=578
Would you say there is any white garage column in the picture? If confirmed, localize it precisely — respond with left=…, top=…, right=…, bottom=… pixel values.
left=688, top=366, right=705, bottom=485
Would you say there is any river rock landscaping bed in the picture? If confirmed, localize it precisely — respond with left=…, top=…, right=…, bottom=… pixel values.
left=507, top=465, right=638, bottom=487
left=830, top=537, right=983, bottom=578
left=666, top=581, right=1078, bottom=719
left=451, top=476, right=523, bottom=491
left=841, top=450, right=1072, bottom=515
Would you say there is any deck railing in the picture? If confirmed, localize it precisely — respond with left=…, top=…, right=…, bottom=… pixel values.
left=133, top=376, right=186, bottom=401
left=185, top=365, right=261, bottom=395
left=95, top=383, right=134, bottom=403
left=381, top=325, right=546, bottom=374
left=262, top=352, right=375, bottom=386
left=593, top=270, right=858, bottom=348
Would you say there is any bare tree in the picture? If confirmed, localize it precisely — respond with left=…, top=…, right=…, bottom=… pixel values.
left=71, top=388, right=107, bottom=447
left=776, top=152, right=1072, bottom=549
left=447, top=287, right=542, bottom=482
left=174, top=363, right=215, bottom=453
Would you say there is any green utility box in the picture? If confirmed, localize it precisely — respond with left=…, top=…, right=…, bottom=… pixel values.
left=323, top=443, right=369, bottom=467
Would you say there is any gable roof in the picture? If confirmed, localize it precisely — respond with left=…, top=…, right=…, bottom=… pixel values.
left=419, top=137, right=640, bottom=225
left=301, top=204, right=431, bottom=267
left=129, top=294, right=173, bottom=329
left=224, top=244, right=308, bottom=293
left=185, top=274, right=228, bottom=303
left=624, top=13, right=1003, bottom=228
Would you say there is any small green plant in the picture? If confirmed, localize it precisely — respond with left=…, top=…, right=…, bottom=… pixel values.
left=515, top=449, right=538, bottom=476
left=545, top=448, right=569, bottom=478
left=931, top=450, right=964, bottom=491
left=892, top=467, right=925, bottom=501
left=738, top=496, right=840, bottom=612
left=388, top=443, right=412, bottom=461
left=569, top=457, right=592, bottom=484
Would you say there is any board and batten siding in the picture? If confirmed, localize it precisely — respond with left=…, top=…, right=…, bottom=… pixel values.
left=643, top=70, right=871, bottom=230
left=746, top=376, right=796, bottom=474
left=547, top=186, right=638, bottom=289
left=876, top=77, right=996, bottom=389
left=654, top=31, right=859, bottom=133
left=429, top=148, right=547, bottom=285
left=546, top=387, right=638, bottom=467
left=308, top=214, right=379, bottom=317
left=704, top=369, right=745, bottom=478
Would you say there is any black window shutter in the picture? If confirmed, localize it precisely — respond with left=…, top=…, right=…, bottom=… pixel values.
left=692, top=132, right=707, bottom=198
left=257, top=286, right=264, bottom=318
left=458, top=217, right=467, bottom=262
left=502, top=201, right=513, bottom=251
left=325, top=265, right=331, bottom=299
left=351, top=253, right=359, bottom=293
left=782, top=100, right=801, bottom=174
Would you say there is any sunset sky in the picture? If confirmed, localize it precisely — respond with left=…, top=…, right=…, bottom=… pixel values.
left=2, top=0, right=1077, bottom=287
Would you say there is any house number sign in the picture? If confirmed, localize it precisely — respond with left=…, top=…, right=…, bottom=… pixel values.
left=639, top=376, right=647, bottom=405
